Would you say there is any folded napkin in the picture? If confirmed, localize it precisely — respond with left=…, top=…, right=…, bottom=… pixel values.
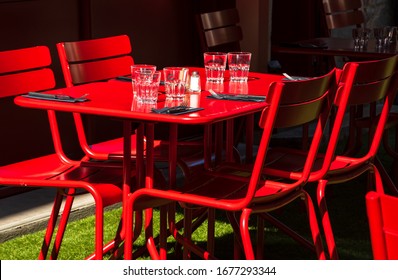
left=23, top=92, right=89, bottom=103
left=207, top=94, right=266, bottom=102
left=151, top=106, right=204, bottom=115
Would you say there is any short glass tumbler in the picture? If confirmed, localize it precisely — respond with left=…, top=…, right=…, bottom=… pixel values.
left=131, top=64, right=156, bottom=97
left=135, top=70, right=161, bottom=104
left=203, top=52, right=227, bottom=83
left=163, top=67, right=189, bottom=99
left=227, top=52, right=252, bottom=82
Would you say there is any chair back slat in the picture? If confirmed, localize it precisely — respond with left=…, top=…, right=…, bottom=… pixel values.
left=0, top=46, right=55, bottom=98
left=57, top=34, right=133, bottom=86
left=69, top=56, right=133, bottom=85
left=62, top=34, right=131, bottom=62
left=0, top=69, right=55, bottom=98
left=196, top=8, right=242, bottom=52
left=322, top=0, right=364, bottom=30
left=200, top=8, right=240, bottom=30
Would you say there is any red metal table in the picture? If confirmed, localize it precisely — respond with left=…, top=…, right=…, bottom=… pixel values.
left=14, top=68, right=283, bottom=257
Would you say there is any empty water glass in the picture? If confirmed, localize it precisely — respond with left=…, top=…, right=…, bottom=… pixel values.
left=131, top=64, right=156, bottom=97
left=227, top=52, right=252, bottom=82
left=352, top=27, right=370, bottom=50
left=163, top=67, right=189, bottom=99
left=383, top=26, right=397, bottom=50
left=135, top=70, right=161, bottom=104
left=203, top=52, right=227, bottom=83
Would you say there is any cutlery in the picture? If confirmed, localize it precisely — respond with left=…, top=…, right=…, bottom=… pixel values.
left=26, top=92, right=89, bottom=102
left=208, top=89, right=265, bottom=101
left=282, top=73, right=295, bottom=81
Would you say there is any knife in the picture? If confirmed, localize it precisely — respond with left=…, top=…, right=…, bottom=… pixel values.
left=28, top=92, right=75, bottom=100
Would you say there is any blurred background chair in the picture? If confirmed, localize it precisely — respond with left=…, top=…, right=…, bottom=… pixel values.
left=0, top=45, right=138, bottom=259
left=366, top=190, right=398, bottom=259
left=195, top=8, right=242, bottom=53
left=123, top=69, right=336, bottom=260
left=322, top=0, right=365, bottom=34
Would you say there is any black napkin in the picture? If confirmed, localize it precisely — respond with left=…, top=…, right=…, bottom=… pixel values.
left=23, top=92, right=89, bottom=103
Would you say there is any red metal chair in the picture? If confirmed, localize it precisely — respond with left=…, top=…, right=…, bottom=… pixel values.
left=0, top=45, right=137, bottom=259
left=261, top=55, right=398, bottom=259
left=56, top=35, right=205, bottom=179
left=366, top=190, right=398, bottom=259
left=123, top=68, right=337, bottom=260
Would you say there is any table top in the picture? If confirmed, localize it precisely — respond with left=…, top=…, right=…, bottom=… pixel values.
left=14, top=68, right=283, bottom=125
left=272, top=37, right=398, bottom=59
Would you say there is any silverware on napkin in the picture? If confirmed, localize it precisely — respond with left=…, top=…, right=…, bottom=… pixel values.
left=24, top=92, right=89, bottom=102
left=151, top=106, right=204, bottom=115
left=207, top=89, right=265, bottom=102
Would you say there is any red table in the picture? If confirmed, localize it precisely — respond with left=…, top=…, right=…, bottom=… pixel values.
left=14, top=68, right=283, bottom=256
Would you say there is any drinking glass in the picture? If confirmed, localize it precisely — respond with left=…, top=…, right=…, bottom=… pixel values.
left=131, top=64, right=156, bottom=97
left=163, top=67, right=189, bottom=99
left=227, top=52, right=252, bottom=82
left=352, top=28, right=370, bottom=50
left=203, top=52, right=227, bottom=83
left=135, top=70, right=161, bottom=104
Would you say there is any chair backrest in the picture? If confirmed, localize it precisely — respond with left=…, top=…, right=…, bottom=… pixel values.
left=195, top=8, right=243, bottom=53
left=0, top=46, right=55, bottom=97
left=0, top=46, right=69, bottom=166
left=366, top=191, right=398, bottom=259
left=322, top=0, right=365, bottom=33
left=244, top=69, right=336, bottom=201
left=56, top=34, right=134, bottom=86
left=315, top=55, right=398, bottom=177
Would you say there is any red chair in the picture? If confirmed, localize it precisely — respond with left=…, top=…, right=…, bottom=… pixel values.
left=366, top=190, right=398, bottom=259
left=56, top=35, right=205, bottom=179
left=261, top=55, right=398, bottom=259
left=0, top=45, right=136, bottom=259
left=123, top=68, right=337, bottom=260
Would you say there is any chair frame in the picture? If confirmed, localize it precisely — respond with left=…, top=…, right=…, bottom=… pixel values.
left=262, top=55, right=398, bottom=259
left=0, top=45, right=136, bottom=259
left=124, top=68, right=337, bottom=260
left=366, top=190, right=398, bottom=259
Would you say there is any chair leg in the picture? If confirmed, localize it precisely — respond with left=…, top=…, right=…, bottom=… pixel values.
left=207, top=208, right=215, bottom=255
left=159, top=205, right=168, bottom=259
left=317, top=179, right=339, bottom=259
left=39, top=189, right=66, bottom=259
left=302, top=191, right=326, bottom=260
left=225, top=211, right=243, bottom=259
left=240, top=208, right=255, bottom=260
left=256, top=215, right=264, bottom=259
left=183, top=208, right=193, bottom=259
left=50, top=191, right=75, bottom=259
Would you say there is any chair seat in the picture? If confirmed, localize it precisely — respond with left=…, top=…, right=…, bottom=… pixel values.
left=173, top=164, right=300, bottom=210
left=0, top=154, right=124, bottom=207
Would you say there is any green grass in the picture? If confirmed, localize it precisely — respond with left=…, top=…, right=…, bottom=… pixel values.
left=3, top=127, right=396, bottom=260
left=0, top=177, right=374, bottom=260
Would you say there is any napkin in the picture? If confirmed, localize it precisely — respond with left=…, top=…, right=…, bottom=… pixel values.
left=23, top=92, right=89, bottom=103
left=151, top=106, right=204, bottom=115
left=207, top=94, right=266, bottom=102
